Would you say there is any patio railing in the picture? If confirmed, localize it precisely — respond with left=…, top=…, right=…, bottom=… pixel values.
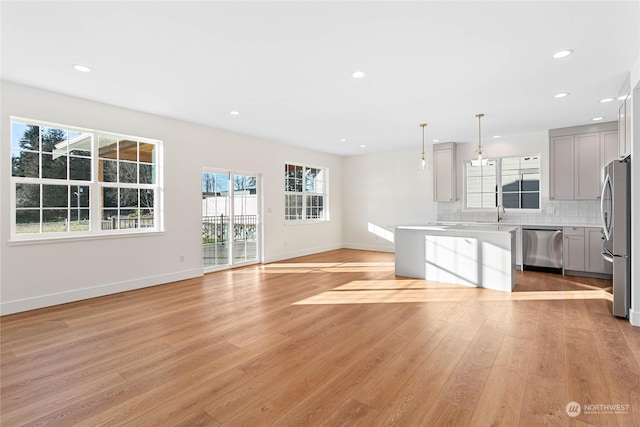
left=202, top=215, right=257, bottom=244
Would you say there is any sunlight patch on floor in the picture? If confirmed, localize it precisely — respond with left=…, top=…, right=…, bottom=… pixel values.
left=260, top=261, right=396, bottom=274
left=292, top=280, right=613, bottom=305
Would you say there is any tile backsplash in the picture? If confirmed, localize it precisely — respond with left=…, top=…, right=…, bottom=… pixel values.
left=437, top=197, right=601, bottom=226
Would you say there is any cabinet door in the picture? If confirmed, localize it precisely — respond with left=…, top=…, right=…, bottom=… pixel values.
left=563, top=227, right=585, bottom=271
left=516, top=227, right=522, bottom=267
left=433, top=148, right=454, bottom=202
left=618, top=102, right=627, bottom=158
left=623, top=97, right=631, bottom=157
left=550, top=135, right=574, bottom=200
left=601, top=131, right=618, bottom=168
left=574, top=132, right=600, bottom=200
left=618, top=99, right=631, bottom=158
left=585, top=227, right=612, bottom=274
left=601, top=130, right=618, bottom=186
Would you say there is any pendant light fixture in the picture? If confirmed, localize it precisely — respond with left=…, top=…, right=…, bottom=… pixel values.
left=471, top=113, right=489, bottom=166
left=417, top=123, right=427, bottom=170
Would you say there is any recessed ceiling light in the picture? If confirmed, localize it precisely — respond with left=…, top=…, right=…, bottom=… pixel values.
left=432, top=139, right=440, bottom=143
left=72, top=64, right=91, bottom=73
left=552, top=49, right=573, bottom=59
left=592, top=117, right=605, bottom=121
left=554, top=92, right=569, bottom=98
left=229, top=110, right=240, bottom=115
left=360, top=144, right=366, bottom=148
left=599, top=98, right=614, bottom=103
left=352, top=71, right=365, bottom=79
left=339, top=138, right=347, bottom=142
left=493, top=135, right=501, bottom=139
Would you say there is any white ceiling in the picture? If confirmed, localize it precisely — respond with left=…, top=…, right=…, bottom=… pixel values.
left=1, top=1, right=638, bottom=156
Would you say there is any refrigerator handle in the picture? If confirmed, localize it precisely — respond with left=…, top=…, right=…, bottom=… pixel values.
left=600, top=173, right=611, bottom=241
left=601, top=250, right=614, bottom=263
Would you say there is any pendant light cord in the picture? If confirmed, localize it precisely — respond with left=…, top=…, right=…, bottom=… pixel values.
left=476, top=113, right=484, bottom=153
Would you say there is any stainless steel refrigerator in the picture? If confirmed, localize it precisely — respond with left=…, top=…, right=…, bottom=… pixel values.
left=600, top=156, right=631, bottom=318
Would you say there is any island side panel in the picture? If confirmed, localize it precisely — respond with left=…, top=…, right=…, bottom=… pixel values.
left=394, top=227, right=428, bottom=279
left=425, top=234, right=480, bottom=287
left=478, top=231, right=516, bottom=292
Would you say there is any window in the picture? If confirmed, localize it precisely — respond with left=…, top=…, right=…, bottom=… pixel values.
left=465, top=160, right=498, bottom=209
left=10, top=118, right=162, bottom=238
left=284, top=163, right=328, bottom=221
left=500, top=155, right=540, bottom=209
left=98, top=136, right=158, bottom=230
left=465, top=155, right=540, bottom=210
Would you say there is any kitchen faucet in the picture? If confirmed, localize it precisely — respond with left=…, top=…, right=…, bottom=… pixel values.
left=497, top=204, right=505, bottom=222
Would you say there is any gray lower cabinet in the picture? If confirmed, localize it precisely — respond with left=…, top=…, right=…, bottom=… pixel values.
left=563, top=226, right=611, bottom=275
left=563, top=227, right=585, bottom=271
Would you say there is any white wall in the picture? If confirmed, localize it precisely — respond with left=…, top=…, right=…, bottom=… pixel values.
left=342, top=148, right=437, bottom=252
left=0, top=81, right=344, bottom=314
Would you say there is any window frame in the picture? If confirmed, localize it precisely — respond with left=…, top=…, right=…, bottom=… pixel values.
left=284, top=162, right=329, bottom=222
left=9, top=117, right=163, bottom=241
left=463, top=154, right=542, bottom=212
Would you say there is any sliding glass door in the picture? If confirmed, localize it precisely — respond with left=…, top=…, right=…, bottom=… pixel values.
left=202, top=169, right=260, bottom=271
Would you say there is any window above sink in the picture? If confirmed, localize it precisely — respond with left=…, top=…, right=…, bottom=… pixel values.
left=465, top=154, right=541, bottom=210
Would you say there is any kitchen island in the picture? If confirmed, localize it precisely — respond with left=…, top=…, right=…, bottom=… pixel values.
left=395, top=224, right=517, bottom=292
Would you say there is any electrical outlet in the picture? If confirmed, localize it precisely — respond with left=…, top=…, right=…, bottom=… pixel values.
left=546, top=207, right=556, bottom=214
left=179, top=255, right=185, bottom=263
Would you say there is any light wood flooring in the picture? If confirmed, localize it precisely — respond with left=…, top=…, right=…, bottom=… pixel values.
left=2, top=249, right=639, bottom=426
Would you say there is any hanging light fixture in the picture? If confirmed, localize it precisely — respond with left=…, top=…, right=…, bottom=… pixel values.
left=417, top=123, right=427, bottom=170
left=471, top=113, right=489, bottom=166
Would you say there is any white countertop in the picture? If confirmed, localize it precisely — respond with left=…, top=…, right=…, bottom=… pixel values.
left=421, top=221, right=603, bottom=229
left=396, top=224, right=518, bottom=233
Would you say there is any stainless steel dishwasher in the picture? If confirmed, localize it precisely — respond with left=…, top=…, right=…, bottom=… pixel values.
left=522, top=226, right=563, bottom=273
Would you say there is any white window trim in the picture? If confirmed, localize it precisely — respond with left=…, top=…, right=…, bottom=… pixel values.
left=463, top=154, right=542, bottom=213
left=9, top=116, right=164, bottom=242
left=284, top=162, right=330, bottom=222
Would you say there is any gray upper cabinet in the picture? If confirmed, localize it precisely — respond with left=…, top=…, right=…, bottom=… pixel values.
left=618, top=76, right=631, bottom=158
left=618, top=96, right=631, bottom=158
left=601, top=130, right=619, bottom=182
left=549, top=122, right=618, bottom=200
left=574, top=132, right=600, bottom=200
left=433, top=142, right=456, bottom=202
left=550, top=135, right=575, bottom=200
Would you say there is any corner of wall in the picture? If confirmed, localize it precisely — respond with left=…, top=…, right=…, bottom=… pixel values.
left=630, top=309, right=640, bottom=327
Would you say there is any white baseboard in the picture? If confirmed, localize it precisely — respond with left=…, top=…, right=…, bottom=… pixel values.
left=0, top=268, right=203, bottom=316
left=2, top=244, right=392, bottom=315
left=263, top=244, right=344, bottom=264
left=342, top=242, right=394, bottom=253
left=629, top=308, right=640, bottom=327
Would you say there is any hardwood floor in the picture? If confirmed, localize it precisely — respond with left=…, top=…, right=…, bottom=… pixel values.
left=1, top=249, right=639, bottom=426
